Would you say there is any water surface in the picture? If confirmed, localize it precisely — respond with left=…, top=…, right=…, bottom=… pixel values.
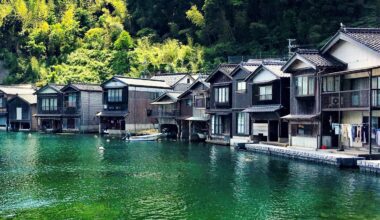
left=0, top=132, right=379, bottom=219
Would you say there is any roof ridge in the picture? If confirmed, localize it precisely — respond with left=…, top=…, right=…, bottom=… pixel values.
left=296, top=48, right=319, bottom=54
left=114, top=75, right=166, bottom=82
left=343, top=27, right=380, bottom=34
left=153, top=73, right=190, bottom=76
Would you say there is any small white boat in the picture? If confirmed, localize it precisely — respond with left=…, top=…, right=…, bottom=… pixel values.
left=126, top=133, right=162, bottom=141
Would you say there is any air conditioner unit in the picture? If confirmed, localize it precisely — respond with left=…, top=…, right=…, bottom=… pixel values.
left=329, top=96, right=342, bottom=108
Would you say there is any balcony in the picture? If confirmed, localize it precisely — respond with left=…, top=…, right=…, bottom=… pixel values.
left=321, top=89, right=369, bottom=110
left=150, top=109, right=179, bottom=118
left=64, top=107, right=80, bottom=114
left=214, top=101, right=231, bottom=108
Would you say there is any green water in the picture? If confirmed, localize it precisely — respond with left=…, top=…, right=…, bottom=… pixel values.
left=0, top=133, right=380, bottom=219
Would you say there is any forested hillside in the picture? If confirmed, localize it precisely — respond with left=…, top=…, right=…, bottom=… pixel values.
left=0, top=0, right=378, bottom=85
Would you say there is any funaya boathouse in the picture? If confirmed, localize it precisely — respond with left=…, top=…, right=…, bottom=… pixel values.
left=0, top=26, right=380, bottom=172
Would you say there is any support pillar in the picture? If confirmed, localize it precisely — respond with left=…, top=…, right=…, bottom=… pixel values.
left=189, top=121, right=192, bottom=142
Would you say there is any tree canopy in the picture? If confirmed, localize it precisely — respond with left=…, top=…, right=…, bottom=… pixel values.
left=0, top=0, right=378, bottom=85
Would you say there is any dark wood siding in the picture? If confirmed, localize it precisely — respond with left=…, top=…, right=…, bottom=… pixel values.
left=37, top=93, right=63, bottom=114
left=8, top=98, right=31, bottom=120
left=103, top=87, right=128, bottom=111
left=232, top=69, right=251, bottom=109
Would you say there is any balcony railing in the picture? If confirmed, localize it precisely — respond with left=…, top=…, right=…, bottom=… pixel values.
left=321, top=89, right=370, bottom=109
left=150, top=109, right=179, bottom=118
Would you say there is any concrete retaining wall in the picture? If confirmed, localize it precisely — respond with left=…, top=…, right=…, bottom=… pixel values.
left=245, top=144, right=364, bottom=168
left=357, top=160, right=380, bottom=174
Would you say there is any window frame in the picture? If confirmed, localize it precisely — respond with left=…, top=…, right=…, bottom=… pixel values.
left=108, top=89, right=123, bottom=102
left=194, top=95, right=205, bottom=108
left=214, top=87, right=229, bottom=103
left=237, top=112, right=249, bottom=135
left=296, top=75, right=315, bottom=96
left=211, top=115, right=223, bottom=134
left=67, top=93, right=77, bottom=108
left=259, top=85, right=273, bottom=101
left=236, top=80, right=247, bottom=93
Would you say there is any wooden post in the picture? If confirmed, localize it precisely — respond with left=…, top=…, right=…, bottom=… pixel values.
left=189, top=121, right=192, bottom=142
left=369, top=69, right=373, bottom=156
left=318, top=71, right=322, bottom=149
left=267, top=120, right=270, bottom=142
left=278, top=120, right=281, bottom=142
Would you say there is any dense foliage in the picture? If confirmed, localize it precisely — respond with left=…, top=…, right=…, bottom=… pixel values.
left=0, top=0, right=378, bottom=85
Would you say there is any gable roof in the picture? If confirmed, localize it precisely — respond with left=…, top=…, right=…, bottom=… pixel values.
left=103, top=76, right=171, bottom=89
left=151, top=73, right=195, bottom=87
left=36, top=84, right=64, bottom=94
left=61, top=83, right=103, bottom=92
left=151, top=92, right=182, bottom=105
left=205, top=64, right=238, bottom=82
left=0, top=84, right=36, bottom=95
left=245, top=64, right=290, bottom=81
left=177, top=79, right=210, bottom=99
left=281, top=49, right=345, bottom=72
left=322, top=27, right=380, bottom=54
left=9, top=94, right=37, bottom=105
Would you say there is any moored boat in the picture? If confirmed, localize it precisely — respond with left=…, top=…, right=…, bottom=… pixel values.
left=125, top=133, right=162, bottom=141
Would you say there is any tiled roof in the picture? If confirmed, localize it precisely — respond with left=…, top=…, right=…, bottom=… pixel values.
left=243, top=104, right=283, bottom=113
left=342, top=28, right=380, bottom=53
left=240, top=59, right=284, bottom=73
left=151, top=73, right=191, bottom=86
left=296, top=49, right=344, bottom=68
left=219, top=64, right=239, bottom=75
left=69, top=83, right=102, bottom=92
left=17, top=94, right=37, bottom=104
left=281, top=114, right=319, bottom=120
left=49, top=84, right=65, bottom=91
left=240, top=62, right=261, bottom=72
left=114, top=76, right=171, bottom=89
left=0, top=84, right=36, bottom=95
left=264, top=65, right=291, bottom=78
left=151, top=92, right=182, bottom=104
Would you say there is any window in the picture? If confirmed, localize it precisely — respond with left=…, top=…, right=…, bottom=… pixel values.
left=237, top=112, right=249, bottom=134
left=372, top=77, right=380, bottom=106
left=211, top=115, right=222, bottom=134
left=67, top=94, right=77, bottom=107
left=42, top=98, right=57, bottom=111
left=259, top=85, right=272, bottom=100
left=150, top=92, right=160, bottom=100
left=296, top=76, right=315, bottom=96
left=322, top=76, right=340, bottom=92
left=0, top=98, right=3, bottom=108
left=296, top=124, right=314, bottom=136
left=236, top=81, right=246, bottom=92
left=194, top=95, right=205, bottom=108
left=186, top=99, right=192, bottom=106
left=108, top=89, right=122, bottom=102
left=214, top=87, right=229, bottom=103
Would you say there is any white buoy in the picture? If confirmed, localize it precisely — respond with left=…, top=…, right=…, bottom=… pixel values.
left=94, top=135, right=98, bottom=138
left=98, top=146, right=105, bottom=150
left=106, top=139, right=110, bottom=142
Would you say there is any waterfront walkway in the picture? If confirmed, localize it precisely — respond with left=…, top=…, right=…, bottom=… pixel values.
left=244, top=144, right=364, bottom=168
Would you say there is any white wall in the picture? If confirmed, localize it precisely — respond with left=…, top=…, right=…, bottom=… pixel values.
left=291, top=136, right=318, bottom=149
left=290, top=59, right=312, bottom=71
left=329, top=40, right=380, bottom=70
left=252, top=69, right=277, bottom=83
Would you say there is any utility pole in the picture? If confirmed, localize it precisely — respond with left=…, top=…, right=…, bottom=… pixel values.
left=288, top=39, right=297, bottom=58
